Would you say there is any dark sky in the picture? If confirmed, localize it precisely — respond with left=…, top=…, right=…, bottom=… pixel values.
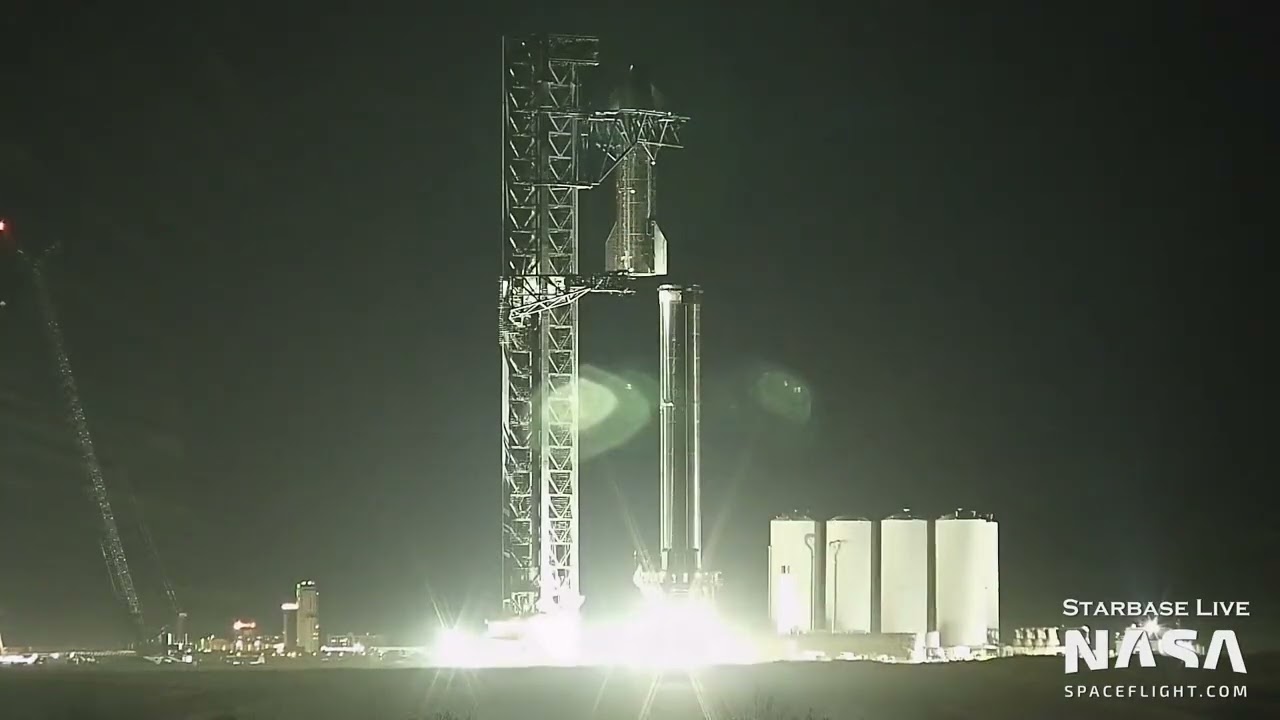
left=0, top=2, right=1273, bottom=648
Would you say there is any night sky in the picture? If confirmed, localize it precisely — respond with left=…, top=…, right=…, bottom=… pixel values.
left=0, top=2, right=1272, bottom=649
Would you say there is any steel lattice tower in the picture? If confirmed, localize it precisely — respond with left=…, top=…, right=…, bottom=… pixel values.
left=500, top=35, right=600, bottom=616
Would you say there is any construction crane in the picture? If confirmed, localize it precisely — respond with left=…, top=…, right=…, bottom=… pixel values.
left=2, top=218, right=148, bottom=641
left=131, top=489, right=187, bottom=646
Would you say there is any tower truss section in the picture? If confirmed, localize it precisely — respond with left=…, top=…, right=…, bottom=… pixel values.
left=500, top=34, right=612, bottom=617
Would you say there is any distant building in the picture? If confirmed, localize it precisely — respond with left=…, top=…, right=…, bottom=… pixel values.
left=296, top=581, right=320, bottom=654
left=281, top=603, right=299, bottom=650
left=196, top=635, right=231, bottom=653
left=232, top=619, right=262, bottom=654
left=326, top=633, right=386, bottom=650
left=175, top=612, right=189, bottom=647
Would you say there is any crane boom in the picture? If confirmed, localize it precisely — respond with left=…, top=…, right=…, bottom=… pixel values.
left=132, top=491, right=181, bottom=617
left=22, top=250, right=146, bottom=636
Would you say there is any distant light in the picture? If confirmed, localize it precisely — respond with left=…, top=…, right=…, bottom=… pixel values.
left=281, top=602, right=299, bottom=611
left=1142, top=618, right=1161, bottom=635
left=0, top=219, right=6, bottom=232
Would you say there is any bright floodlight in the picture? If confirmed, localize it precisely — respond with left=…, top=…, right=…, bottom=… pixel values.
left=1142, top=618, right=1161, bottom=635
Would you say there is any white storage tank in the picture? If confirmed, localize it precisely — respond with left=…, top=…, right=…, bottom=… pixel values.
left=824, top=517, right=873, bottom=634
left=879, top=511, right=928, bottom=636
left=769, top=514, right=822, bottom=634
left=985, top=516, right=1000, bottom=645
left=935, top=510, right=989, bottom=649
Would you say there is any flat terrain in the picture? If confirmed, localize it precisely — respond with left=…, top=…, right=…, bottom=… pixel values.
left=0, top=656, right=1274, bottom=720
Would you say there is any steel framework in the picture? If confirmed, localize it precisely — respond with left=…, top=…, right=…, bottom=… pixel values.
left=498, top=35, right=688, bottom=618
left=500, top=34, right=601, bottom=616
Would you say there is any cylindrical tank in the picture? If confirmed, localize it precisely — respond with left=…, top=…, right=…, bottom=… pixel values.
left=769, top=515, right=821, bottom=634
left=825, top=517, right=873, bottom=633
left=879, top=511, right=928, bottom=636
left=935, top=511, right=989, bottom=648
left=658, top=285, right=702, bottom=581
left=985, top=517, right=1000, bottom=645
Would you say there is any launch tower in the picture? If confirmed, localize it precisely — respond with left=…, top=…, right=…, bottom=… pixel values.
left=498, top=35, right=616, bottom=617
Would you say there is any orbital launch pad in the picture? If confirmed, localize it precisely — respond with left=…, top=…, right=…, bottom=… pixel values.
left=496, top=34, right=702, bottom=622
left=445, top=35, right=743, bottom=667
left=445, top=35, right=753, bottom=668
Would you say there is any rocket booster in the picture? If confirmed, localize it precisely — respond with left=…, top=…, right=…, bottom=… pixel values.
left=658, top=284, right=702, bottom=580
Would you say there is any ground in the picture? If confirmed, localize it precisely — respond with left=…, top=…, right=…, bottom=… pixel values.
left=0, top=656, right=1274, bottom=719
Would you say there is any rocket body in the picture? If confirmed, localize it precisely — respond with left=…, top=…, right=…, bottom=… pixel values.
left=605, top=144, right=667, bottom=277
left=657, top=284, right=702, bottom=583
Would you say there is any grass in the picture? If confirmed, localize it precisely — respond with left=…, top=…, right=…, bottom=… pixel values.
left=723, top=695, right=832, bottom=720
